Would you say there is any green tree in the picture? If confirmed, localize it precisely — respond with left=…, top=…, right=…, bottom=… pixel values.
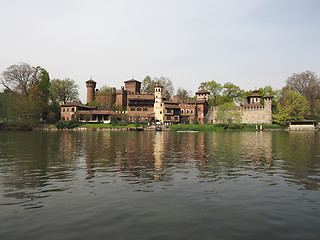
left=51, top=78, right=79, bottom=104
left=273, top=90, right=310, bottom=125
left=34, top=67, right=51, bottom=101
left=141, top=76, right=174, bottom=99
left=90, top=86, right=115, bottom=110
left=176, top=87, right=191, bottom=100
left=216, top=102, right=242, bottom=127
left=198, top=80, right=222, bottom=106
left=284, top=70, right=320, bottom=117
left=221, top=82, right=244, bottom=104
left=141, top=76, right=154, bottom=94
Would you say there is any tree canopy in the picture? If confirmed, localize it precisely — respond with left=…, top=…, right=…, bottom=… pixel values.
left=284, top=70, right=320, bottom=117
left=1, top=62, right=40, bottom=96
left=176, top=87, right=191, bottom=101
left=141, top=76, right=174, bottom=99
left=51, top=78, right=79, bottom=104
left=273, top=90, right=310, bottom=125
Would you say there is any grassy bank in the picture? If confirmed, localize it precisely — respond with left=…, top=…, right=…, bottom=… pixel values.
left=170, top=124, right=282, bottom=132
left=81, top=123, right=140, bottom=128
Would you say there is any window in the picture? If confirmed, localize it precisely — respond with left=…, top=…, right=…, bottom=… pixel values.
left=67, top=108, right=69, bottom=112
left=186, top=109, right=189, bottom=114
left=137, top=108, right=141, bottom=111
left=167, top=116, right=171, bottom=120
left=174, top=117, right=178, bottom=121
left=198, top=107, right=201, bottom=111
left=167, top=109, right=172, bottom=113
left=71, top=108, right=75, bottom=112
left=181, top=109, right=184, bottom=114
left=63, top=108, right=65, bottom=112
left=62, top=117, right=65, bottom=120
left=191, top=110, right=193, bottom=114
left=160, top=111, right=162, bottom=114
left=143, top=108, right=147, bottom=111
left=131, top=108, right=135, bottom=111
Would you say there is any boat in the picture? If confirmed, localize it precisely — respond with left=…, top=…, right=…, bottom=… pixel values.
left=176, top=130, right=199, bottom=133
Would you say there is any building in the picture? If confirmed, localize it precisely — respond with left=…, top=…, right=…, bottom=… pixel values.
left=80, top=78, right=209, bottom=124
left=205, top=90, right=273, bottom=124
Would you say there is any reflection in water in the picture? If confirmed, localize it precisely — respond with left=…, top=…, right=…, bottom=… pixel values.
left=0, top=131, right=320, bottom=240
left=0, top=131, right=319, bottom=202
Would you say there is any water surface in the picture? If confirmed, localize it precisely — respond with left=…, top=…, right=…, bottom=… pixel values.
left=0, top=131, right=319, bottom=239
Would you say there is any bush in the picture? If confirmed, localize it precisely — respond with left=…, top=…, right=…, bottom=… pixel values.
left=55, top=120, right=83, bottom=129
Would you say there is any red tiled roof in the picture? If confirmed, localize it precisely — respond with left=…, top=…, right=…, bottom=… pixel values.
left=263, top=95, right=274, bottom=98
left=61, top=102, right=97, bottom=109
left=196, top=90, right=210, bottom=94
left=247, top=92, right=261, bottom=97
left=75, top=110, right=116, bottom=115
left=241, top=104, right=263, bottom=107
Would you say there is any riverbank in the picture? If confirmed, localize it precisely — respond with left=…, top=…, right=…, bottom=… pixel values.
left=30, top=123, right=285, bottom=132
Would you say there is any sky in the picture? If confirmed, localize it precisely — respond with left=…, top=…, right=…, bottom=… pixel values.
left=1, top=0, right=320, bottom=103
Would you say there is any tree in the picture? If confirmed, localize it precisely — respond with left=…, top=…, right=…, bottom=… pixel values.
left=176, top=87, right=191, bottom=101
left=90, top=86, right=115, bottom=110
left=198, top=80, right=222, bottom=106
left=273, top=90, right=310, bottom=125
left=284, top=71, right=320, bottom=116
left=216, top=102, right=242, bottom=127
left=141, top=76, right=154, bottom=94
left=222, top=82, right=244, bottom=104
left=34, top=66, right=51, bottom=101
left=1, top=62, right=40, bottom=96
left=258, top=86, right=281, bottom=110
left=51, top=78, right=79, bottom=104
left=141, top=76, right=174, bottom=99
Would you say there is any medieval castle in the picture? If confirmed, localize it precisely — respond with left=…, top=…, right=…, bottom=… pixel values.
left=61, top=79, right=273, bottom=125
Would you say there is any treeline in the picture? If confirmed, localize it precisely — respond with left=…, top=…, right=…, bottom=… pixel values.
left=0, top=62, right=79, bottom=129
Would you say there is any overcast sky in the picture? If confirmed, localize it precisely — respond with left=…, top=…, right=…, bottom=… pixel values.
left=1, top=0, right=319, bottom=102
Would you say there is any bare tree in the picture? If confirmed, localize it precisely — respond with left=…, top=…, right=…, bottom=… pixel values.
left=1, top=63, right=40, bottom=96
left=284, top=70, right=320, bottom=117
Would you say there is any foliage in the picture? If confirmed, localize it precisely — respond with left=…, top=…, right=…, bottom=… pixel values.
left=216, top=102, right=242, bottom=128
left=0, top=62, right=39, bottom=96
left=51, top=78, right=79, bottom=104
left=176, top=87, right=191, bottom=100
left=284, top=70, right=320, bottom=117
left=258, top=85, right=280, bottom=109
left=198, top=80, right=244, bottom=105
left=141, top=76, right=174, bottom=99
left=273, top=90, right=310, bottom=125
left=33, top=66, right=51, bottom=101
left=90, top=86, right=115, bottom=110
left=222, top=82, right=244, bottom=103
left=55, top=120, right=83, bottom=129
left=141, top=76, right=154, bottom=94
left=198, top=80, right=222, bottom=106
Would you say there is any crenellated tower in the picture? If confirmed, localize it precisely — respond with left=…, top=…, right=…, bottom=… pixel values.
left=154, top=85, right=164, bottom=123
left=86, top=79, right=97, bottom=104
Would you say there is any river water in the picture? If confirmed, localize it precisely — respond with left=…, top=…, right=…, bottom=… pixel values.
left=0, top=130, right=319, bottom=240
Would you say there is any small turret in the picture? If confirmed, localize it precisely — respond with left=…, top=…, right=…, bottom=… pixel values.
left=86, top=79, right=97, bottom=104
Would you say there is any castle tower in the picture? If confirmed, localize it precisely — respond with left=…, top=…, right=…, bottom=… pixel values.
left=247, top=90, right=262, bottom=104
left=263, top=95, right=273, bottom=124
left=195, top=90, right=210, bottom=101
left=154, top=85, right=164, bottom=123
left=263, top=95, right=273, bottom=110
left=124, top=79, right=141, bottom=94
left=86, top=79, right=97, bottom=104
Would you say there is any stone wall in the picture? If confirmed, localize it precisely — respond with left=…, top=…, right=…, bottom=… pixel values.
left=205, top=104, right=272, bottom=124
